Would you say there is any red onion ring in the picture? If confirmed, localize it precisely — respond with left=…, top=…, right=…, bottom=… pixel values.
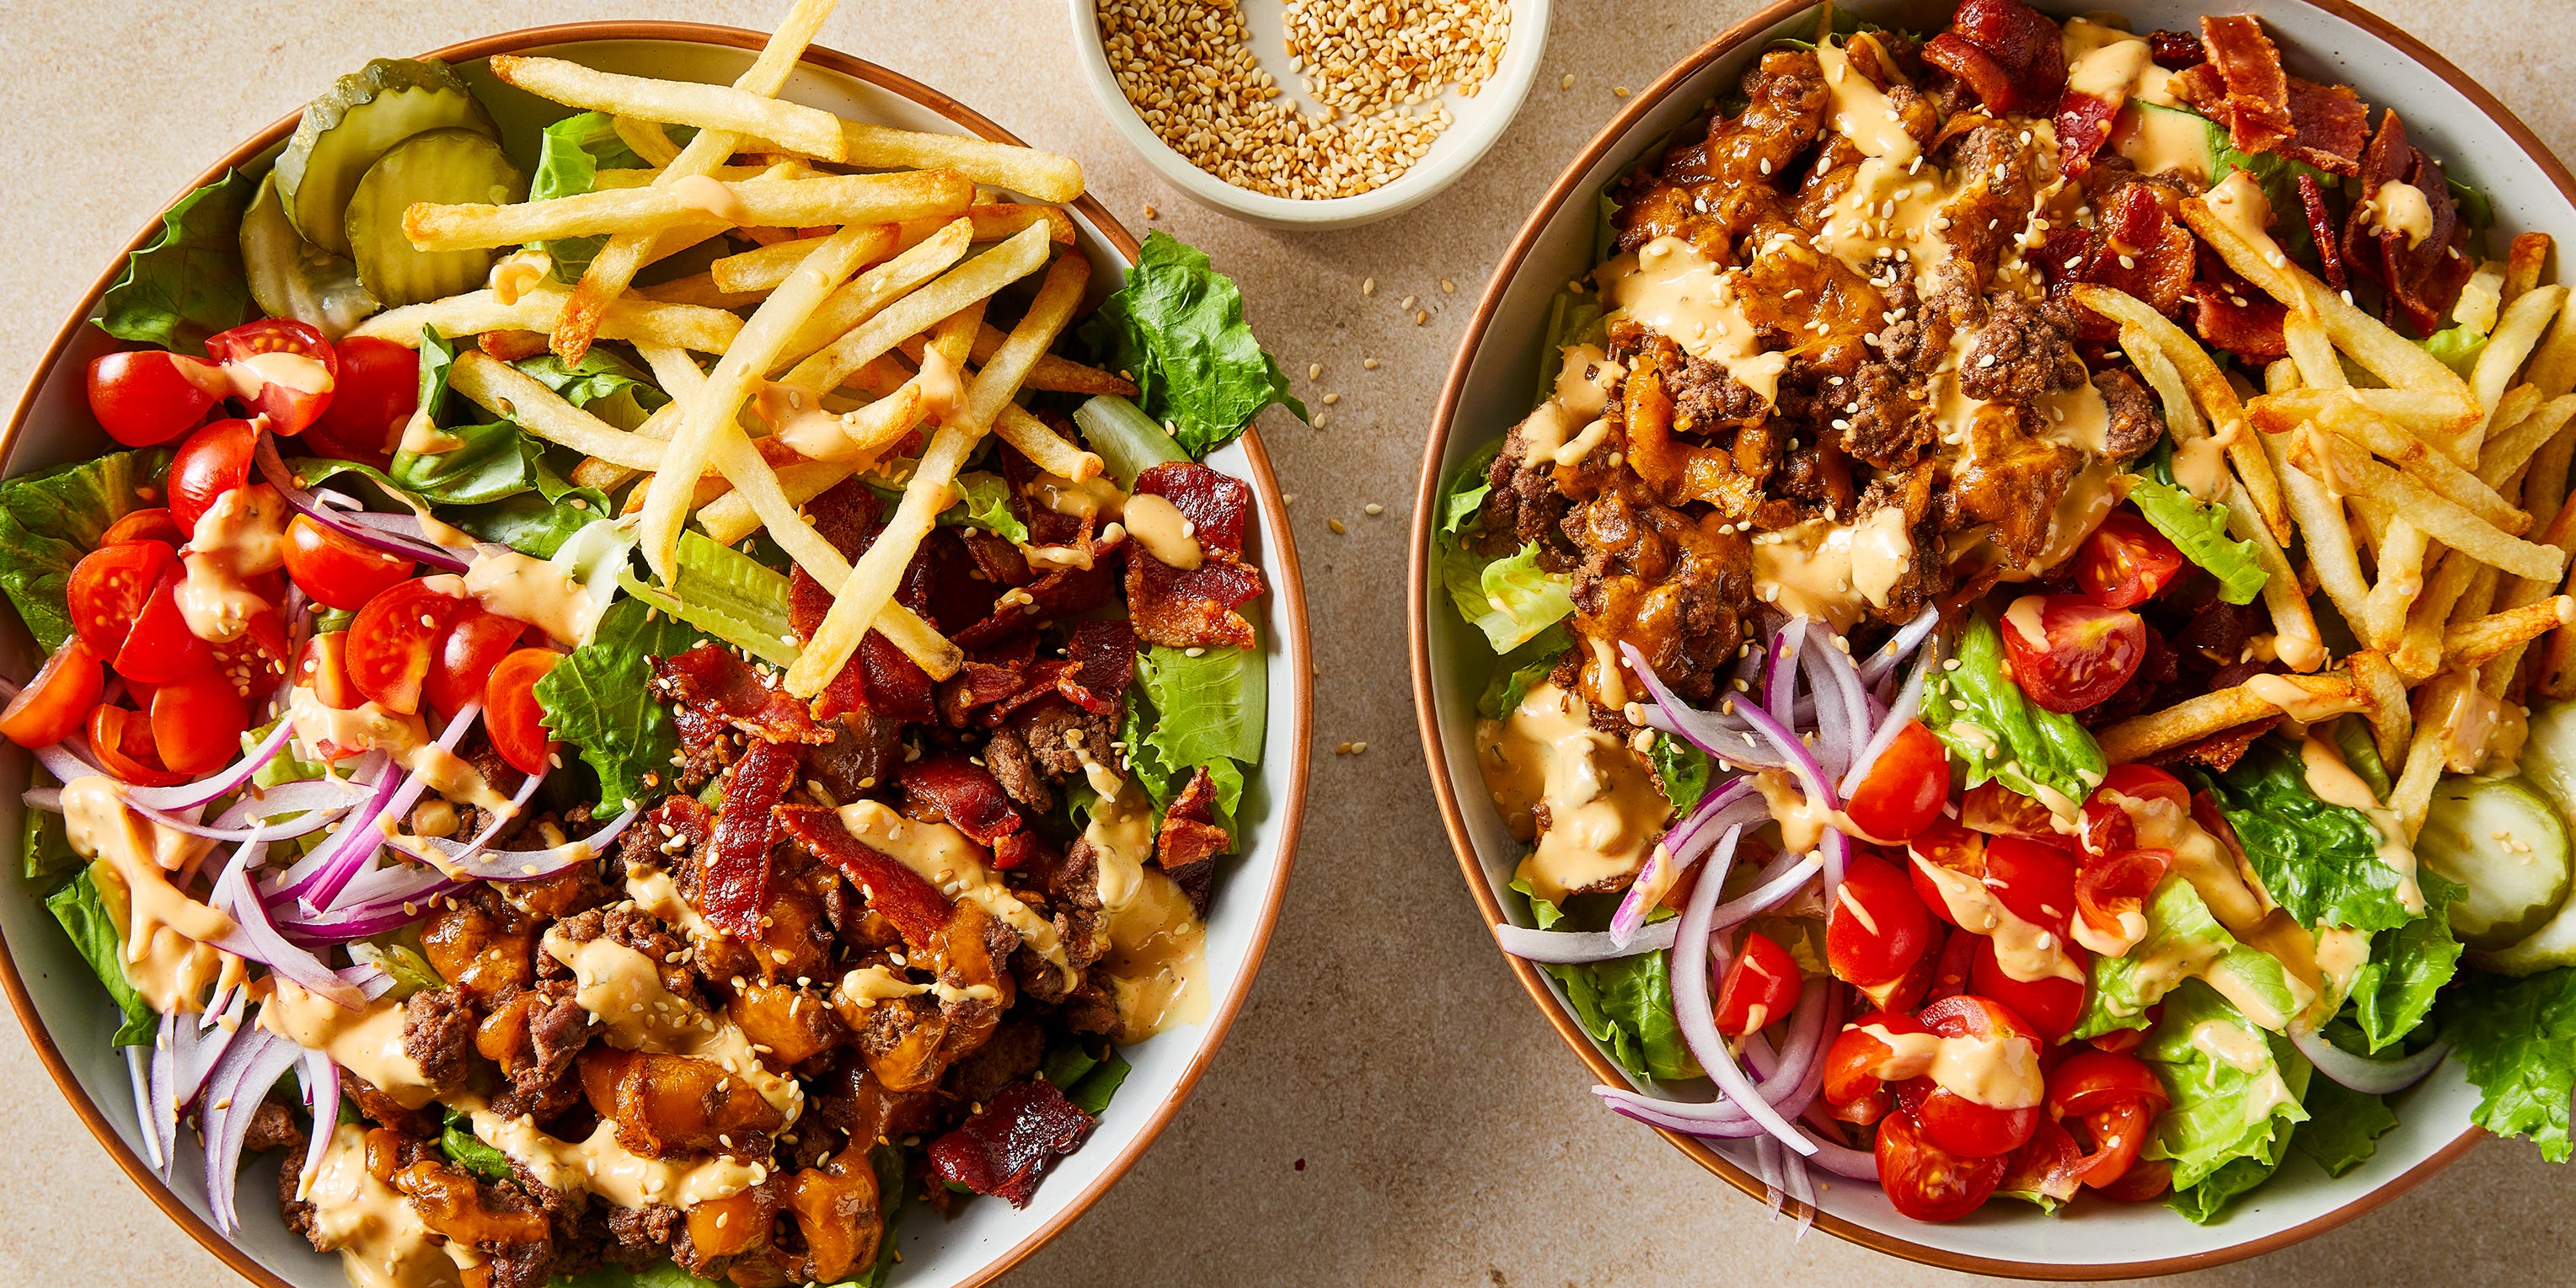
left=254, top=433, right=468, bottom=573
left=200, top=1028, right=301, bottom=1235
left=118, top=719, right=297, bottom=811
left=1494, top=919, right=1679, bottom=964
left=1668, top=826, right=1815, bottom=1154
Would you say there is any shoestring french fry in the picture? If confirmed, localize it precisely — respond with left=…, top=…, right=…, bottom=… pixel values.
left=488, top=56, right=849, bottom=161
left=2081, top=286, right=2285, bottom=540
left=2465, top=286, right=2571, bottom=455
left=612, top=116, right=681, bottom=167
left=897, top=325, right=1137, bottom=396
left=349, top=285, right=744, bottom=353
left=2506, top=232, right=2554, bottom=305
left=776, top=217, right=977, bottom=364
left=403, top=169, right=972, bottom=252
left=829, top=121, right=1084, bottom=202
left=447, top=350, right=666, bottom=470
left=2290, top=429, right=2567, bottom=580
left=782, top=222, right=1051, bottom=393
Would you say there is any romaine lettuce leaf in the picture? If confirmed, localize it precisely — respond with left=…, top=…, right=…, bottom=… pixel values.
left=618, top=531, right=800, bottom=666
left=1076, top=231, right=1305, bottom=457
left=1477, top=623, right=1570, bottom=722
left=1544, top=950, right=1702, bottom=1083
left=2291, top=1024, right=2402, bottom=1177
left=529, top=112, right=646, bottom=281
left=46, top=868, right=156, bottom=1046
left=1134, top=642, right=1264, bottom=770
left=1649, top=735, right=1714, bottom=813
left=532, top=596, right=708, bottom=811
left=2140, top=981, right=2311, bottom=1209
left=2126, top=475, right=2266, bottom=606
left=1441, top=540, right=1576, bottom=654
left=2075, top=874, right=2234, bottom=1039
left=513, top=345, right=667, bottom=430
left=2348, top=868, right=2464, bottom=1051
left=2189, top=738, right=2418, bottom=933
left=440, top=1106, right=512, bottom=1183
left=20, top=769, right=76, bottom=883
left=1064, top=1050, right=1132, bottom=1115
left=0, top=447, right=173, bottom=651
left=2439, top=965, right=2576, bottom=1161
left=944, top=471, right=1029, bottom=544
left=96, top=171, right=250, bottom=354
left=2420, top=324, right=2491, bottom=378
left=1925, top=614, right=2107, bottom=811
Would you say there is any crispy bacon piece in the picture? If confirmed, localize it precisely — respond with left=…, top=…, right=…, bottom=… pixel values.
left=2197, top=15, right=2293, bottom=155
left=1122, top=462, right=1264, bottom=649
left=2189, top=280, right=2289, bottom=363
left=1156, top=767, right=1229, bottom=911
left=697, top=738, right=800, bottom=938
left=960, top=529, right=1034, bottom=587
left=775, top=804, right=955, bottom=949
left=1060, top=620, right=1135, bottom=715
left=2343, top=109, right=2474, bottom=334
left=2147, top=29, right=2205, bottom=70
left=1133, top=463, right=1251, bottom=556
left=2298, top=172, right=2348, bottom=293
left=2166, top=61, right=2225, bottom=113
left=1001, top=431, right=1100, bottom=558
left=1928, top=0, right=2066, bottom=115
left=898, top=754, right=1037, bottom=872
left=2043, top=184, right=2198, bottom=344
left=790, top=481, right=945, bottom=722
left=926, top=1077, right=1095, bottom=1208
left=659, top=644, right=827, bottom=745
left=954, top=561, right=1120, bottom=649
left=2284, top=78, right=2368, bottom=176
left=2054, top=91, right=2122, bottom=179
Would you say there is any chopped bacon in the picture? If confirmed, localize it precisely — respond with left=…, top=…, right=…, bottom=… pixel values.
left=926, top=1077, right=1094, bottom=1208
left=898, top=754, right=1037, bottom=871
left=1000, top=433, right=1099, bottom=557
left=2161, top=715, right=2284, bottom=771
left=2198, top=15, right=2292, bottom=155
left=696, top=739, right=798, bottom=937
left=658, top=644, right=828, bottom=745
left=2147, top=29, right=2205, bottom=70
left=2189, top=279, right=2289, bottom=363
left=2284, top=78, right=2368, bottom=176
left=2343, top=109, right=2474, bottom=334
left=1933, top=0, right=2067, bottom=115
left=2043, top=184, right=2197, bottom=344
left=1127, top=557, right=1263, bottom=649
left=953, top=561, right=1121, bottom=650
left=2166, top=61, right=2225, bottom=113
left=775, top=804, right=953, bottom=948
left=960, top=529, right=1033, bottom=587
left=2054, top=92, right=2122, bottom=179
left=1060, top=620, right=1135, bottom=716
left=1133, top=463, right=1251, bottom=557
left=1925, top=35, right=2022, bottom=116
left=2297, top=172, right=2348, bottom=293
left=1155, top=767, right=1229, bottom=911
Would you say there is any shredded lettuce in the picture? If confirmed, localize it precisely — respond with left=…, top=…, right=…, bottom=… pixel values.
left=2439, top=965, right=2576, bottom=1161
left=1544, top=950, right=1702, bottom=1084
left=1076, top=231, right=1305, bottom=457
left=2189, top=739, right=2418, bottom=933
left=0, top=447, right=173, bottom=651
left=96, top=171, right=250, bottom=354
left=2126, top=475, right=2267, bottom=606
left=532, top=596, right=709, bottom=812
left=1925, top=614, right=2107, bottom=811
left=2141, top=981, right=2311, bottom=1220
left=46, top=869, right=156, bottom=1046
left=529, top=112, right=645, bottom=281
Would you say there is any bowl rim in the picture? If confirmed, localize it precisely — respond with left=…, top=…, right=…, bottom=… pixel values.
left=1404, top=0, right=2561, bottom=1276
left=0, top=20, right=1315, bottom=1288
left=1058, top=0, right=1552, bottom=227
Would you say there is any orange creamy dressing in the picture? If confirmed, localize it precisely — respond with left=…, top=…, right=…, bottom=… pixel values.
left=1856, top=1022, right=2044, bottom=1109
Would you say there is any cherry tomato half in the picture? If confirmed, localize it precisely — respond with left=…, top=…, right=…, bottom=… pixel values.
left=485, top=649, right=560, bottom=777
left=1845, top=720, right=1951, bottom=844
left=112, top=564, right=212, bottom=684
left=1997, top=1117, right=2087, bottom=1206
left=1959, top=781, right=2065, bottom=842
left=2046, top=1049, right=2171, bottom=1120
left=297, top=633, right=364, bottom=711
left=1714, top=930, right=1803, bottom=1037
left=66, top=539, right=176, bottom=660
left=1998, top=594, right=2146, bottom=713
left=1876, top=1109, right=2007, bottom=1221
left=86, top=350, right=219, bottom=446
left=1823, top=1010, right=1927, bottom=1125
left=206, top=319, right=338, bottom=435
left=346, top=580, right=475, bottom=714
left=87, top=703, right=185, bottom=787
left=2075, top=847, right=2172, bottom=948
left=2099, top=1154, right=2172, bottom=1201
left=169, top=418, right=262, bottom=535
left=304, top=334, right=416, bottom=466
left=1925, top=923, right=1979, bottom=1005
left=1969, top=933, right=2088, bottom=1044
left=1909, top=817, right=1986, bottom=928
left=1982, top=836, right=2078, bottom=938
left=282, top=515, right=417, bottom=610
left=1828, top=852, right=1938, bottom=1006
left=1900, top=996, right=2043, bottom=1159
left=426, top=609, right=529, bottom=721
left=0, top=641, right=103, bottom=748
left=150, top=668, right=249, bottom=775
left=2076, top=508, right=2187, bottom=609
left=2080, top=763, right=2191, bottom=856
left=99, top=508, right=186, bottom=548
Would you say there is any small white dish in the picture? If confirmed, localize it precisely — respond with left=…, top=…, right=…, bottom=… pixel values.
left=1064, top=0, right=1551, bottom=230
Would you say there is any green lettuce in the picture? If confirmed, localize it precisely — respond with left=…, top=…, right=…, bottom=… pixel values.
left=530, top=112, right=645, bottom=281
left=619, top=531, right=801, bottom=667
left=20, top=769, right=76, bottom=883
left=514, top=346, right=668, bottom=430
left=1442, top=440, right=1501, bottom=533
left=532, top=596, right=709, bottom=811
left=293, top=452, right=612, bottom=560
left=46, top=869, right=156, bottom=1046
left=1925, top=614, right=2107, bottom=810
left=1476, top=623, right=1570, bottom=721
left=1442, top=540, right=1577, bottom=653
left=2348, top=868, right=2464, bottom=1051
left=2421, top=324, right=2491, bottom=378
left=1649, top=735, right=1714, bottom=813
left=548, top=1263, right=723, bottom=1288
left=2291, top=1025, right=2402, bottom=1178
left=441, top=1107, right=512, bottom=1183
left=0, top=447, right=172, bottom=650
left=96, top=171, right=250, bottom=354
left=1545, top=950, right=1701, bottom=1083
left=1134, top=643, right=1264, bottom=769
left=1076, top=231, right=1305, bottom=457
left=1065, top=1050, right=1132, bottom=1115
left=2439, top=965, right=2576, bottom=1161
left=2190, top=738, right=2418, bottom=933
left=2126, top=475, right=2266, bottom=606
left=391, top=418, right=554, bottom=505
left=944, top=471, right=1029, bottom=544
left=2142, top=982, right=2311, bottom=1220
left=2074, top=874, right=2307, bottom=1039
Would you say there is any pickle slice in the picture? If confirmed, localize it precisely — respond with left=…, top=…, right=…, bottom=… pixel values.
left=241, top=172, right=379, bottom=339
left=275, top=57, right=495, bottom=257
left=345, top=129, right=527, bottom=307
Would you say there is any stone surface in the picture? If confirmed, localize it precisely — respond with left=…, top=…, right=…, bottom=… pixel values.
left=0, top=1, right=2568, bottom=1285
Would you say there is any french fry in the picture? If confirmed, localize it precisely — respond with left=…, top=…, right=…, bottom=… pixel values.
left=2348, top=648, right=2413, bottom=769
left=2478, top=391, right=2574, bottom=490
left=994, top=404, right=1104, bottom=482
left=711, top=227, right=889, bottom=294
left=833, top=122, right=1084, bottom=202
left=2391, top=670, right=2482, bottom=834
left=2094, top=671, right=2359, bottom=765
left=635, top=273, right=769, bottom=310
left=2455, top=261, right=2506, bottom=335
left=488, top=56, right=849, bottom=160
left=2289, top=429, right=2567, bottom=580
left=2466, top=285, right=2571, bottom=455
left=404, top=170, right=972, bottom=253
left=447, top=351, right=666, bottom=470
left=2224, top=481, right=2323, bottom=671
left=2283, top=313, right=2346, bottom=391
left=2081, top=286, right=2286, bottom=542
left=2506, top=232, right=2554, bottom=305
left=2253, top=389, right=2527, bottom=530
left=477, top=329, right=551, bottom=361
left=785, top=420, right=979, bottom=697
left=783, top=222, right=1052, bottom=393
left=2529, top=300, right=2576, bottom=399
left=953, top=254, right=1090, bottom=431
left=349, top=286, right=743, bottom=354
left=897, top=327, right=1138, bottom=396
left=2254, top=409, right=2372, bottom=630
left=2447, top=597, right=2576, bottom=671
left=637, top=223, right=885, bottom=581
left=776, top=217, right=977, bottom=367
left=613, top=116, right=680, bottom=168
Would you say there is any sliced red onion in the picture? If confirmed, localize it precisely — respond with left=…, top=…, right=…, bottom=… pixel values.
left=1799, top=619, right=1871, bottom=785
left=200, top=1027, right=302, bottom=1235
left=1609, top=779, right=1765, bottom=947
left=435, top=764, right=548, bottom=868
left=116, top=719, right=296, bottom=812
left=341, top=960, right=399, bottom=1001
left=403, top=800, right=642, bottom=881
left=137, top=785, right=356, bottom=843
left=2292, top=1030, right=2451, bottom=1093
left=313, top=703, right=480, bottom=911
left=1785, top=1153, right=1817, bottom=1238
left=296, top=1048, right=339, bottom=1197
left=23, top=787, right=59, bottom=812
left=1712, top=851, right=1825, bottom=931
left=32, top=740, right=101, bottom=785
left=1624, top=647, right=1788, bottom=772
left=126, top=1045, right=163, bottom=1174
left=1764, top=618, right=1805, bottom=723
left=1793, top=1123, right=1881, bottom=1180
left=1839, top=654, right=1934, bottom=799
left=1495, top=919, right=1680, bottom=963
left=332, top=859, right=458, bottom=909
left=280, top=888, right=460, bottom=943
left=1857, top=607, right=1940, bottom=689
left=211, top=843, right=364, bottom=1008
left=1755, top=1134, right=1786, bottom=1215
left=256, top=434, right=469, bottom=572
left=1668, top=826, right=1814, bottom=1155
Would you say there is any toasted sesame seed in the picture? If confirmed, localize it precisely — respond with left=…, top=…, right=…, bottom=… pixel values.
left=1363, top=503, right=1384, bottom=516
left=1363, top=356, right=1379, bottom=369
left=1328, top=518, right=1347, bottom=534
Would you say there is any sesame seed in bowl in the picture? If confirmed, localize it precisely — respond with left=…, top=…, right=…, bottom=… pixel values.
left=1067, top=0, right=1550, bottom=230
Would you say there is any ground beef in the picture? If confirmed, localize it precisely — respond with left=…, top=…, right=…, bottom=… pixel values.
left=2092, top=366, right=2162, bottom=462
left=1960, top=297, right=2086, bottom=404
left=979, top=723, right=1052, bottom=813
left=544, top=906, right=700, bottom=1010
left=483, top=980, right=592, bottom=1122
left=1010, top=697, right=1116, bottom=780
left=402, top=986, right=477, bottom=1095
left=946, top=1019, right=1046, bottom=1109
left=603, top=1203, right=683, bottom=1259
left=614, top=796, right=711, bottom=891
left=348, top=1077, right=437, bottom=1136
left=1481, top=422, right=1577, bottom=564
left=1666, top=350, right=1770, bottom=435
left=1832, top=360, right=1936, bottom=469
left=244, top=1098, right=308, bottom=1157
left=279, top=1157, right=319, bottom=1246
left=803, top=711, right=904, bottom=803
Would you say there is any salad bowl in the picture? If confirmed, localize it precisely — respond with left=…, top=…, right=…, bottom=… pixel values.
left=1410, top=0, right=2575, bottom=1276
left=0, top=21, right=1311, bottom=1288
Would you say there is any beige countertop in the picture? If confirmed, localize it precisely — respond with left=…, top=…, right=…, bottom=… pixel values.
left=1, top=1, right=2568, bottom=1284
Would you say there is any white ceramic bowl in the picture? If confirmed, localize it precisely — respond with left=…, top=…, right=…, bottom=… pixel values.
left=0, top=23, right=1312, bottom=1288
left=1409, top=0, right=2575, bottom=1276
left=1064, top=0, right=1550, bottom=229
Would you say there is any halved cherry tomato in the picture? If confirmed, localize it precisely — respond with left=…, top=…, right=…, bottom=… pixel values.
left=1925, top=924, right=1979, bottom=1004
left=304, top=335, right=415, bottom=466
left=282, top=514, right=416, bottom=610
left=1713, top=930, right=1802, bottom=1037
left=150, top=669, right=249, bottom=775
left=2075, top=847, right=2172, bottom=946
left=169, top=418, right=262, bottom=534
left=86, top=350, right=219, bottom=446
left=113, top=566, right=212, bottom=684
left=2046, top=1048, right=2171, bottom=1120
left=1997, top=1117, right=2086, bottom=1207
left=1899, top=996, right=2043, bottom=1159
left=1997, top=594, right=2146, bottom=713
left=206, top=319, right=338, bottom=435
left=2099, top=1154, right=2172, bottom=1201
left=88, top=703, right=185, bottom=787
left=297, top=633, right=364, bottom=710
left=2079, top=762, right=2190, bottom=855
left=2086, top=1024, right=2149, bottom=1055
left=485, top=648, right=561, bottom=777
left=1828, top=852, right=1938, bottom=1006
left=99, top=508, right=186, bottom=548
left=346, top=580, right=474, bottom=714
left=210, top=607, right=292, bottom=699
left=426, top=609, right=529, bottom=720
left=1877, top=1109, right=2007, bottom=1221
left=66, top=539, right=176, bottom=659
left=2076, top=508, right=2187, bottom=609
left=1969, top=934, right=2088, bottom=1043
left=1959, top=782, right=2065, bottom=842
left=0, top=641, right=103, bottom=748
left=1823, top=1009, right=1926, bottom=1125
left=1844, top=720, right=1951, bottom=843
left=1908, top=817, right=1987, bottom=928
left=1982, top=836, right=2077, bottom=938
